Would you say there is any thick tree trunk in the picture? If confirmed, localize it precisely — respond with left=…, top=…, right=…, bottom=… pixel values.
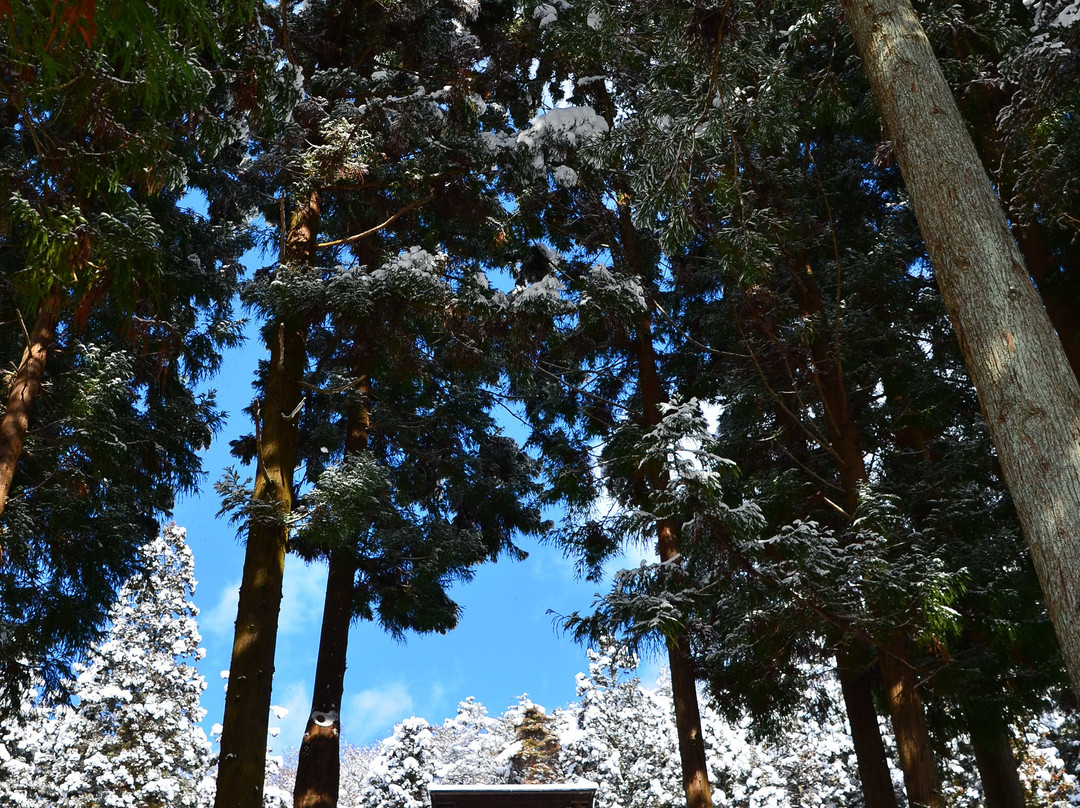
left=634, top=298, right=713, bottom=808
left=839, top=0, right=1080, bottom=700
left=0, top=296, right=60, bottom=518
left=836, top=650, right=900, bottom=808
left=878, top=635, right=943, bottom=808
left=966, top=707, right=1026, bottom=808
left=292, top=547, right=357, bottom=808
left=664, top=614, right=713, bottom=808
left=293, top=378, right=371, bottom=808
left=215, top=192, right=321, bottom=808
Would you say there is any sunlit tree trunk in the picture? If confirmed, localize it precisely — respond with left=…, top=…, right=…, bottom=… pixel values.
left=837, top=648, right=900, bottom=808
left=878, top=634, right=944, bottom=808
left=0, top=294, right=60, bottom=519
left=839, top=0, right=1080, bottom=700
left=293, top=375, right=370, bottom=808
left=215, top=191, right=321, bottom=808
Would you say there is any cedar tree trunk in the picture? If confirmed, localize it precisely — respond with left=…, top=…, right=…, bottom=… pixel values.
left=292, top=546, right=357, bottom=808
left=634, top=298, right=713, bottom=808
left=839, top=0, right=1080, bottom=699
left=0, top=295, right=60, bottom=518
left=791, top=268, right=941, bottom=805
left=878, top=634, right=944, bottom=808
left=215, top=191, right=321, bottom=808
left=966, top=707, right=1026, bottom=808
left=837, top=650, right=900, bottom=808
left=293, top=378, right=370, bottom=808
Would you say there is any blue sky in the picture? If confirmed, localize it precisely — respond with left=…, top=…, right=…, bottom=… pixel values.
left=171, top=314, right=657, bottom=754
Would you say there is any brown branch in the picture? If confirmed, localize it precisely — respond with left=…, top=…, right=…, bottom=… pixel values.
left=651, top=298, right=748, bottom=360
left=316, top=193, right=434, bottom=248
left=280, top=0, right=298, bottom=66
left=733, top=304, right=840, bottom=462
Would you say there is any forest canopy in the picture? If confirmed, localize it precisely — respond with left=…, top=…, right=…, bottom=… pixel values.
left=2, top=1, right=1080, bottom=808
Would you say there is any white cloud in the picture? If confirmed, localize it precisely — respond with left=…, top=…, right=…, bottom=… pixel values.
left=344, top=682, right=416, bottom=744
left=203, top=578, right=241, bottom=641
left=277, top=556, right=329, bottom=636
left=267, top=679, right=312, bottom=755
left=202, top=556, right=327, bottom=643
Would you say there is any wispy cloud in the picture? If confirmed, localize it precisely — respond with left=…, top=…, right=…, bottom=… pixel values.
left=344, top=682, right=416, bottom=745
left=268, top=679, right=313, bottom=755
left=203, top=578, right=241, bottom=642
left=199, top=555, right=327, bottom=646
left=277, top=557, right=329, bottom=636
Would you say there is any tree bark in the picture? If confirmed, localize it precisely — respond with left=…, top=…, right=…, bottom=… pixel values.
left=838, top=0, right=1080, bottom=700
left=633, top=296, right=713, bottom=808
left=663, top=614, right=713, bottom=808
left=836, top=650, right=900, bottom=808
left=878, top=634, right=944, bottom=808
left=787, top=269, right=943, bottom=805
left=293, top=376, right=371, bottom=808
left=966, top=707, right=1026, bottom=808
left=0, top=295, right=60, bottom=519
left=215, top=191, right=321, bottom=808
left=292, top=547, right=357, bottom=808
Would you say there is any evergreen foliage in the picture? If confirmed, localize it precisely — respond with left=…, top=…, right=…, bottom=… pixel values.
left=0, top=0, right=261, bottom=701
left=0, top=525, right=211, bottom=807
left=267, top=647, right=1080, bottom=808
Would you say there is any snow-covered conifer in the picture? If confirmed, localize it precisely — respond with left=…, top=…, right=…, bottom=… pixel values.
left=558, top=646, right=682, bottom=808
left=0, top=525, right=211, bottom=808
left=432, top=699, right=515, bottom=785
left=360, top=717, right=437, bottom=808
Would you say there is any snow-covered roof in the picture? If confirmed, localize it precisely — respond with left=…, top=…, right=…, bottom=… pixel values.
left=428, top=782, right=598, bottom=808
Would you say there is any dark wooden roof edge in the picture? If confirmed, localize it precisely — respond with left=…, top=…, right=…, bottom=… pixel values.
left=429, top=783, right=599, bottom=794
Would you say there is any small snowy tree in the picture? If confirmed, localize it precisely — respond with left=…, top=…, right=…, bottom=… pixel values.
left=360, top=717, right=438, bottom=808
left=558, top=646, right=682, bottom=808
left=0, top=524, right=211, bottom=807
left=432, top=699, right=515, bottom=785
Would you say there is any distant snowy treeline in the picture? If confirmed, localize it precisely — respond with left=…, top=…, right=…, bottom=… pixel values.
left=266, top=647, right=1080, bottom=808
left=0, top=527, right=1077, bottom=808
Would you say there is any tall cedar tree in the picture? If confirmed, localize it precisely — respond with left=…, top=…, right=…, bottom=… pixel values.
left=621, top=4, right=1065, bottom=805
left=507, top=3, right=1069, bottom=807
left=488, top=7, right=767, bottom=805
left=0, top=0, right=261, bottom=701
left=214, top=2, right=542, bottom=805
left=497, top=4, right=906, bottom=806
left=838, top=0, right=1080, bottom=701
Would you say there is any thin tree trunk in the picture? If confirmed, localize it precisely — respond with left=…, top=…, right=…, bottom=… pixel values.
left=790, top=271, right=943, bottom=805
left=0, top=295, right=60, bottom=518
left=839, top=0, right=1080, bottom=700
left=292, top=547, right=357, bottom=808
left=878, top=634, right=944, bottom=808
left=293, top=376, right=371, bottom=808
left=633, top=296, right=713, bottom=808
left=837, top=649, right=900, bottom=808
left=215, top=191, right=321, bottom=808
left=966, top=707, right=1026, bottom=808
